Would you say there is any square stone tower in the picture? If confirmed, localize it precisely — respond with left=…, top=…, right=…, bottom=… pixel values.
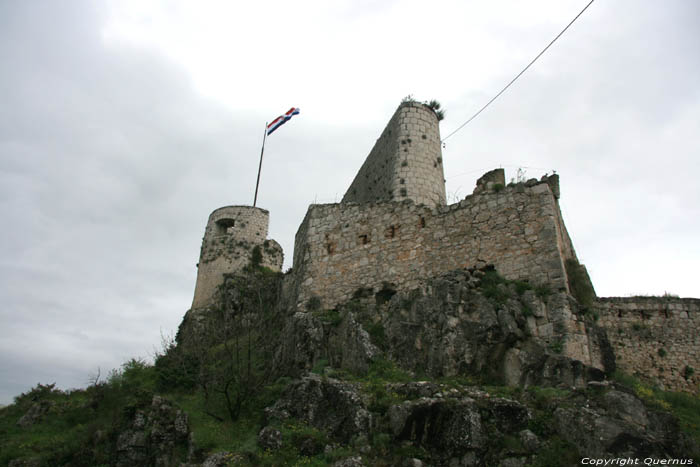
left=342, top=101, right=446, bottom=206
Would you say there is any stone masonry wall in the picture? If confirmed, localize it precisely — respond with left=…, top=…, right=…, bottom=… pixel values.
left=191, top=206, right=283, bottom=310
left=595, top=297, right=700, bottom=392
left=292, top=175, right=578, bottom=312
left=341, top=102, right=446, bottom=207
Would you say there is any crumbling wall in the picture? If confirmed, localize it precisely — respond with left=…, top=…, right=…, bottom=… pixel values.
left=292, top=176, right=577, bottom=311
left=342, top=101, right=446, bottom=207
left=191, top=206, right=283, bottom=310
left=595, top=297, right=700, bottom=392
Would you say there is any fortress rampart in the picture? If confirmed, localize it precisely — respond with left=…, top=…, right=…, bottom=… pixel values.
left=595, top=297, right=700, bottom=392
left=291, top=175, right=581, bottom=311
left=342, top=101, right=446, bottom=207
left=191, top=206, right=283, bottom=310
left=186, top=99, right=698, bottom=393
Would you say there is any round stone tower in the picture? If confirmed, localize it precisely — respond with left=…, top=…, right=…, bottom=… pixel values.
left=342, top=101, right=446, bottom=206
left=191, top=205, right=283, bottom=310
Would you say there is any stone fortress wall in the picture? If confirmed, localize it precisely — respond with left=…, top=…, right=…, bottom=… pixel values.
left=191, top=206, right=283, bottom=310
left=594, top=297, right=700, bottom=392
left=291, top=173, right=578, bottom=312
left=342, top=101, right=446, bottom=207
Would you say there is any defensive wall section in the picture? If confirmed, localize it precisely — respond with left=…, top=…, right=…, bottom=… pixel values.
left=191, top=206, right=283, bottom=310
left=291, top=174, right=582, bottom=312
left=342, top=101, right=446, bottom=207
left=594, top=297, right=700, bottom=392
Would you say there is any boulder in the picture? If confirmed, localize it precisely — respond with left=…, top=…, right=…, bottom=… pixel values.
left=265, top=374, right=371, bottom=443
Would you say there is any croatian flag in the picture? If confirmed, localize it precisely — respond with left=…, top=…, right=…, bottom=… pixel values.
left=267, top=107, right=300, bottom=135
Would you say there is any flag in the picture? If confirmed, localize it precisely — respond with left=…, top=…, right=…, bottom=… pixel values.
left=267, top=107, right=300, bottom=135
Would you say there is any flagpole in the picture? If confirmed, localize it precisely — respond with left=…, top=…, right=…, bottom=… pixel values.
left=253, top=122, right=267, bottom=207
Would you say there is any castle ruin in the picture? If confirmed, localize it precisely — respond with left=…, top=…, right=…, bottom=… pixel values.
left=189, top=100, right=699, bottom=393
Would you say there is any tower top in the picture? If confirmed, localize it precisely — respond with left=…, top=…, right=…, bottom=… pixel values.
left=342, top=101, right=446, bottom=207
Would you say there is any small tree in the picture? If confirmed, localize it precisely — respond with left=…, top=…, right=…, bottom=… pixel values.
left=194, top=267, right=283, bottom=421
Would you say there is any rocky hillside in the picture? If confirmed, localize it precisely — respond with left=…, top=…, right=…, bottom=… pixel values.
left=1, top=265, right=698, bottom=466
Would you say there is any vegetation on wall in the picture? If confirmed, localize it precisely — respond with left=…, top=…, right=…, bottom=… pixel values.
left=565, top=258, right=596, bottom=308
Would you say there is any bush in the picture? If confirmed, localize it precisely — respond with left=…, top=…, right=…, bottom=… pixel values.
left=251, top=245, right=263, bottom=268
left=480, top=269, right=510, bottom=304
left=565, top=258, right=596, bottom=307
left=684, top=366, right=695, bottom=380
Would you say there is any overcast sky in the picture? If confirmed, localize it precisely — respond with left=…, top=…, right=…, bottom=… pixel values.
left=1, top=0, right=698, bottom=404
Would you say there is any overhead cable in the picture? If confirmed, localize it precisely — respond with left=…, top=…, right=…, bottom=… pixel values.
left=441, top=0, right=596, bottom=143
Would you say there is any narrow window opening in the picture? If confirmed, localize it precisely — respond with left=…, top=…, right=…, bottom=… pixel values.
left=359, top=234, right=369, bottom=245
left=215, top=218, right=236, bottom=235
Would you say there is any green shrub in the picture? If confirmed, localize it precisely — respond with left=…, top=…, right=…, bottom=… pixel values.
left=565, top=258, right=596, bottom=307
left=548, top=340, right=563, bottom=354
left=684, top=366, right=695, bottom=380
left=364, top=321, right=387, bottom=350
left=311, top=359, right=329, bottom=375
left=513, top=280, right=532, bottom=296
left=480, top=269, right=510, bottom=304
left=534, top=283, right=551, bottom=299
left=307, top=295, right=322, bottom=312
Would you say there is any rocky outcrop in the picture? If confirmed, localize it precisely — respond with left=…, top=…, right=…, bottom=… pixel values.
left=553, top=389, right=690, bottom=459
left=260, top=378, right=697, bottom=466
left=16, top=400, right=53, bottom=428
left=114, top=396, right=190, bottom=467
left=278, top=267, right=610, bottom=389
left=264, top=374, right=371, bottom=444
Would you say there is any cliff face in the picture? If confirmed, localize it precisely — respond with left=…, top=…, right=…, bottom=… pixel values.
left=277, top=266, right=613, bottom=386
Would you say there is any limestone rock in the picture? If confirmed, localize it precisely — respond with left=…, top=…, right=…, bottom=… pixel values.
left=201, top=451, right=238, bottom=467
left=8, top=459, right=40, bottom=467
left=332, top=456, right=365, bottom=467
left=16, top=400, right=53, bottom=428
left=257, top=426, right=283, bottom=450
left=265, top=374, right=371, bottom=443
left=387, top=398, right=485, bottom=452
left=114, top=395, right=191, bottom=467
left=517, top=429, right=539, bottom=452
left=552, top=390, right=684, bottom=458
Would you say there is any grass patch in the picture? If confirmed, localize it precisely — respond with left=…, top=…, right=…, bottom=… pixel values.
left=513, top=280, right=532, bottom=296
left=529, top=436, right=580, bottom=467
left=0, top=360, right=164, bottom=466
left=612, top=371, right=700, bottom=446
